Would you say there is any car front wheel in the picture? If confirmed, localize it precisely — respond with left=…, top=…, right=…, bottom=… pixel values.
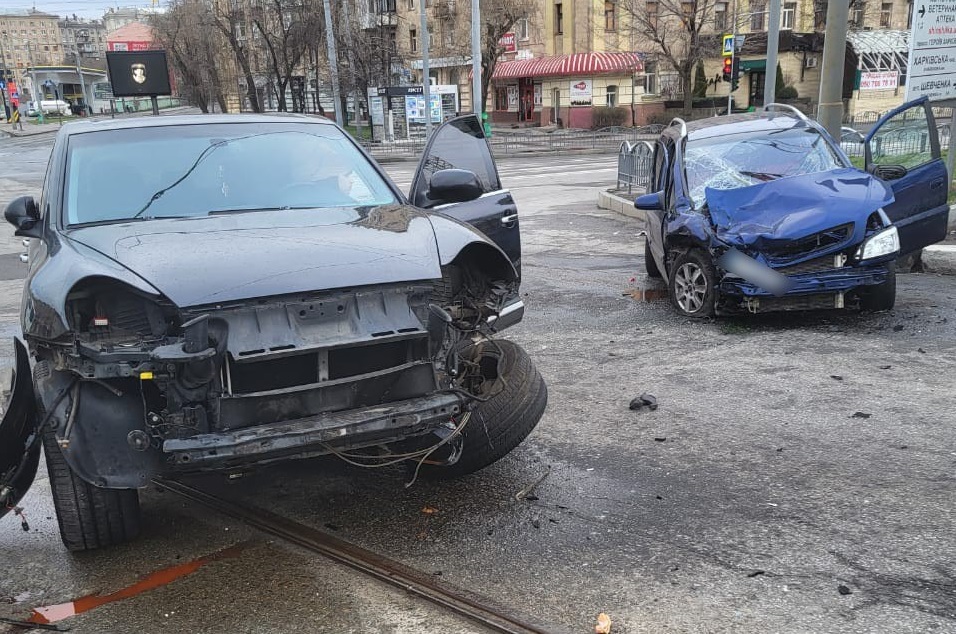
left=668, top=249, right=717, bottom=318
left=860, top=263, right=896, bottom=311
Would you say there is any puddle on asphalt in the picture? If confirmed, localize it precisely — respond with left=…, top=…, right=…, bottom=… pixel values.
left=27, top=542, right=247, bottom=624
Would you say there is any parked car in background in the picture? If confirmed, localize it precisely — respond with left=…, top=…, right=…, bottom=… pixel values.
left=0, top=113, right=547, bottom=551
left=639, top=98, right=949, bottom=317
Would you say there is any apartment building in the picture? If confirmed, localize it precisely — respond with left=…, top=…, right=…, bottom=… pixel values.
left=0, top=9, right=64, bottom=74
left=60, top=16, right=108, bottom=66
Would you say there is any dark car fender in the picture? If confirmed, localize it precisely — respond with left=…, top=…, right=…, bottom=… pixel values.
left=22, top=234, right=162, bottom=342
left=427, top=213, right=519, bottom=282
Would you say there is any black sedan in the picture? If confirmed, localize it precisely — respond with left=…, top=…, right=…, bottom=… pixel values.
left=0, top=114, right=547, bottom=550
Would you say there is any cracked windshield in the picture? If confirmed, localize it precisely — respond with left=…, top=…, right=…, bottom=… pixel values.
left=64, top=124, right=396, bottom=225
left=684, top=127, right=845, bottom=207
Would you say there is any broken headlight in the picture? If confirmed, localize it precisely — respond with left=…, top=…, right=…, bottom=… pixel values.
left=857, top=226, right=900, bottom=261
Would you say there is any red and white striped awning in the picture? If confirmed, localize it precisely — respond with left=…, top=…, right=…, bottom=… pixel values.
left=491, top=52, right=643, bottom=80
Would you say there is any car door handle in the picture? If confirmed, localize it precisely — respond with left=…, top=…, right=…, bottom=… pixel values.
left=931, top=178, right=944, bottom=190
left=500, top=214, right=518, bottom=227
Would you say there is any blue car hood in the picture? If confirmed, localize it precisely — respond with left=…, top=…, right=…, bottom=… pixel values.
left=705, top=168, right=894, bottom=253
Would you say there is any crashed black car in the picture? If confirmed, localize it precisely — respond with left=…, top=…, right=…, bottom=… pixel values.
left=639, top=99, right=950, bottom=317
left=0, top=114, right=547, bottom=550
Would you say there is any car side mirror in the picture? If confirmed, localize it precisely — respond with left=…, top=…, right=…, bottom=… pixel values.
left=4, top=196, right=41, bottom=238
left=427, top=169, right=484, bottom=204
left=868, top=163, right=907, bottom=181
left=634, top=191, right=665, bottom=211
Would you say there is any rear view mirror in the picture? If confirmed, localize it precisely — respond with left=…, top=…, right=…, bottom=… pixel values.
left=635, top=191, right=665, bottom=211
left=4, top=196, right=41, bottom=238
left=427, top=169, right=484, bottom=204
left=869, top=164, right=907, bottom=181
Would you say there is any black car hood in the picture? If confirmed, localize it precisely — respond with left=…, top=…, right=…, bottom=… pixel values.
left=705, top=168, right=895, bottom=252
left=66, top=205, right=442, bottom=307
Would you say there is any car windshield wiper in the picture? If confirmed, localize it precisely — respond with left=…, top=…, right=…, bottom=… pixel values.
left=68, top=215, right=193, bottom=228
left=739, top=170, right=784, bottom=182
left=207, top=206, right=317, bottom=215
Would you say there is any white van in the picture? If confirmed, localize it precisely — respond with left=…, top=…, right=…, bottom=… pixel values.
left=26, top=99, right=70, bottom=116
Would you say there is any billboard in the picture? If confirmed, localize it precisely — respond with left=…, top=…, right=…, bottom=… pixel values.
left=569, top=79, right=593, bottom=106
left=106, top=50, right=171, bottom=97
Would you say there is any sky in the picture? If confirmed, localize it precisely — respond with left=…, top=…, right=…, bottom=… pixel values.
left=3, top=0, right=162, bottom=20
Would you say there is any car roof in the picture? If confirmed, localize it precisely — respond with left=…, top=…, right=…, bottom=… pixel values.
left=664, top=112, right=814, bottom=143
left=56, top=112, right=335, bottom=136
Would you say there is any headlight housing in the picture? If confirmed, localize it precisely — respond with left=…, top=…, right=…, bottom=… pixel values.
left=858, top=226, right=899, bottom=261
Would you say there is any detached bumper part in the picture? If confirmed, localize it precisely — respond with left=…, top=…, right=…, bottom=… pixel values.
left=487, top=299, right=524, bottom=331
left=163, top=392, right=464, bottom=467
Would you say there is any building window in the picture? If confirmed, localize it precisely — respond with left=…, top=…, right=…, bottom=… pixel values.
left=555, top=3, right=563, bottom=34
left=751, top=2, right=766, bottom=30
left=715, top=2, right=727, bottom=30
left=644, top=60, right=657, bottom=94
left=410, top=28, right=417, bottom=52
left=606, top=85, right=618, bottom=107
left=850, top=6, right=865, bottom=26
left=407, top=0, right=414, bottom=8
left=516, top=17, right=530, bottom=40
left=880, top=2, right=892, bottom=26
left=646, top=2, right=659, bottom=28
left=782, top=2, right=795, bottom=28
left=234, top=22, right=246, bottom=39
left=605, top=1, right=617, bottom=30
left=496, top=87, right=508, bottom=110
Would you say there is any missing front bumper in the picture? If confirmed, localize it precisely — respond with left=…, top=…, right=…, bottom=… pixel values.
left=163, top=392, right=464, bottom=469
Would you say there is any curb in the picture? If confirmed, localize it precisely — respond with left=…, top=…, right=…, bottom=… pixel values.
left=597, top=189, right=647, bottom=225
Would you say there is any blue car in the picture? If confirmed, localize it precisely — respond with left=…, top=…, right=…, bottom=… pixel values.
left=638, top=98, right=950, bottom=317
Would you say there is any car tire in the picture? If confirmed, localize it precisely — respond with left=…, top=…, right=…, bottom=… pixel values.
left=645, top=237, right=662, bottom=279
left=860, top=263, right=896, bottom=311
left=421, top=339, right=547, bottom=479
left=35, top=366, right=141, bottom=551
left=430, top=265, right=463, bottom=307
left=668, top=249, right=716, bottom=318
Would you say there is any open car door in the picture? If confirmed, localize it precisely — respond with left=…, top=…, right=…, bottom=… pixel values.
left=0, top=339, right=39, bottom=519
left=864, top=97, right=949, bottom=255
left=408, top=115, right=520, bottom=272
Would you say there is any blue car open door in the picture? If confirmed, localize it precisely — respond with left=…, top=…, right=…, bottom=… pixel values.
left=864, top=97, right=949, bottom=255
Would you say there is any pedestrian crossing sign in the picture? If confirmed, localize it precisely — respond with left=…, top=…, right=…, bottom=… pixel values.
left=722, top=34, right=734, bottom=57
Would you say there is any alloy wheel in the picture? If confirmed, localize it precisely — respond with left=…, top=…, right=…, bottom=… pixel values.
left=674, top=262, right=708, bottom=314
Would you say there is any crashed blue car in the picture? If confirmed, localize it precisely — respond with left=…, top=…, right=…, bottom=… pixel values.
left=638, top=98, right=950, bottom=317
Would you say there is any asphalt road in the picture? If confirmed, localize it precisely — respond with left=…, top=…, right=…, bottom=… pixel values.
left=1, top=130, right=956, bottom=634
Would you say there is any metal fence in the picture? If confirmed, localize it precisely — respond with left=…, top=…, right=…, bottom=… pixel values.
left=616, top=140, right=655, bottom=195
left=361, top=125, right=664, bottom=161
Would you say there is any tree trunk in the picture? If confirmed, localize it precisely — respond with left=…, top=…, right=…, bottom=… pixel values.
left=681, top=68, right=693, bottom=115
left=276, top=79, right=288, bottom=112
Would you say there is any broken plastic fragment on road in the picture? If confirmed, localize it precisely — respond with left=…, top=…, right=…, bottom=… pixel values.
left=629, top=394, right=658, bottom=411
left=27, top=543, right=247, bottom=624
left=595, top=612, right=612, bottom=633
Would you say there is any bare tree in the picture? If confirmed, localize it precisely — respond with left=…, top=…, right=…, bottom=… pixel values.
left=251, top=0, right=323, bottom=112
left=476, top=0, right=538, bottom=113
left=151, top=0, right=228, bottom=113
left=619, top=0, right=721, bottom=114
left=212, top=1, right=264, bottom=112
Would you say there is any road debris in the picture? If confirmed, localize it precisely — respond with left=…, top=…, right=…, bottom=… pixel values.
left=595, top=612, right=612, bottom=633
left=830, top=375, right=843, bottom=381
left=893, top=325, right=904, bottom=332
left=515, top=467, right=552, bottom=502
left=879, top=365, right=892, bottom=370
left=838, top=585, right=852, bottom=595
left=653, top=437, right=667, bottom=442
left=629, top=393, right=659, bottom=411
left=849, top=412, right=872, bottom=419
left=421, top=506, right=439, bottom=515
left=0, top=616, right=69, bottom=631
left=747, top=570, right=766, bottom=578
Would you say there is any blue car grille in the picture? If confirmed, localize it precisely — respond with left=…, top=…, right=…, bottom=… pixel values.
left=776, top=253, right=845, bottom=275
left=764, top=223, right=854, bottom=263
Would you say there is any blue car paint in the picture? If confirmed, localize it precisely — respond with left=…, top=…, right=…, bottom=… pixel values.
left=721, top=265, right=891, bottom=297
left=704, top=168, right=894, bottom=259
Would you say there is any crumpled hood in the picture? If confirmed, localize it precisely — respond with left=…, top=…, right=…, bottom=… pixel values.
left=66, top=204, right=442, bottom=307
left=705, top=168, right=894, bottom=252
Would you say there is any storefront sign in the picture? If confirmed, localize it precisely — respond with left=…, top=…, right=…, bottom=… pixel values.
left=569, top=79, right=592, bottom=106
left=860, top=70, right=899, bottom=91
left=499, top=33, right=517, bottom=53
left=507, top=85, right=518, bottom=108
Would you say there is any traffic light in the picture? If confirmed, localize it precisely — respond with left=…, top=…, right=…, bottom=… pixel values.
left=722, top=57, right=733, bottom=83
left=731, top=57, right=740, bottom=92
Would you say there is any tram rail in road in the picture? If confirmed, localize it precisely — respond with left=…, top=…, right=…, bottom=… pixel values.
left=153, top=477, right=566, bottom=634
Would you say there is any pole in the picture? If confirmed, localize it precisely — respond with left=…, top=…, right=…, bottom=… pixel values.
left=74, top=48, right=88, bottom=115
left=764, top=0, right=781, bottom=106
left=727, top=0, right=738, bottom=114
left=470, top=0, right=481, bottom=115
left=946, top=105, right=956, bottom=185
left=341, top=0, right=364, bottom=138
left=419, top=0, right=432, bottom=135
left=322, top=0, right=344, bottom=126
left=817, top=0, right=849, bottom=140
left=27, top=41, right=44, bottom=124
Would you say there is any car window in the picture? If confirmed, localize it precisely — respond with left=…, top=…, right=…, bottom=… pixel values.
left=869, top=106, right=937, bottom=170
left=416, top=117, right=500, bottom=194
left=63, top=122, right=397, bottom=226
left=683, top=127, right=844, bottom=208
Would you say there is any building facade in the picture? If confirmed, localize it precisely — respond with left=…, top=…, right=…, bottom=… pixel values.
left=59, top=16, right=108, bottom=67
left=0, top=9, right=64, bottom=73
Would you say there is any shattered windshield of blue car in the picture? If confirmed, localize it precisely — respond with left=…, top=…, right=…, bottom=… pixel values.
left=684, top=128, right=845, bottom=208
left=64, top=122, right=397, bottom=226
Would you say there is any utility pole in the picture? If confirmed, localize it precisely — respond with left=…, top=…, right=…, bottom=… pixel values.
left=27, top=41, right=44, bottom=123
left=419, top=0, right=432, bottom=134
left=817, top=0, right=849, bottom=140
left=341, top=0, right=363, bottom=136
left=71, top=30, right=89, bottom=115
left=470, top=0, right=481, bottom=114
left=764, top=0, right=781, bottom=106
left=323, top=0, right=344, bottom=126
